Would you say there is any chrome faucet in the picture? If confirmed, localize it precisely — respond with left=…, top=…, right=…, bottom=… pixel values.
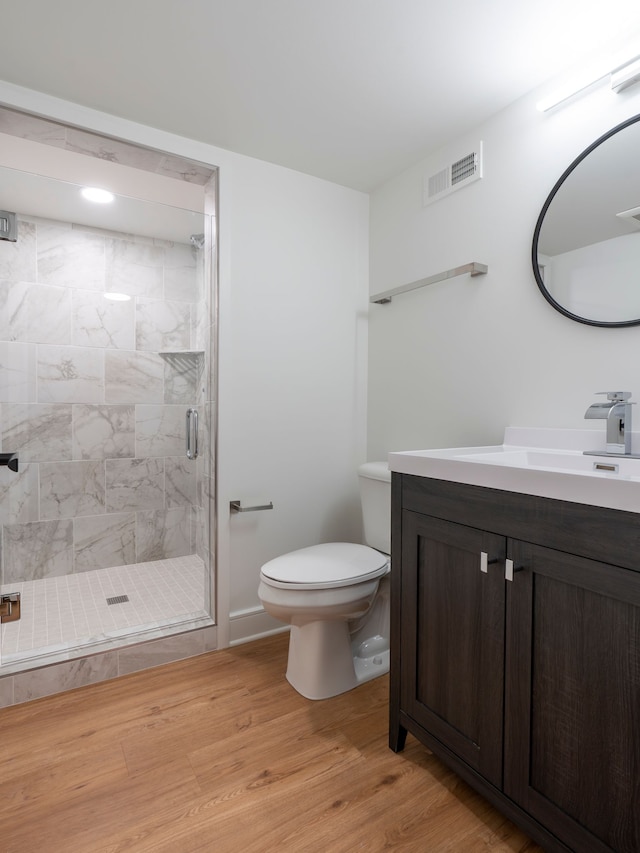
left=584, top=391, right=633, bottom=455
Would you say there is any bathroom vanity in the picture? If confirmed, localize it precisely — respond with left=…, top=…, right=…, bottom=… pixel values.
left=388, top=430, right=640, bottom=853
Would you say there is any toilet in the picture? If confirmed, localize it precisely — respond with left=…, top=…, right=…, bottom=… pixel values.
left=258, top=462, right=391, bottom=700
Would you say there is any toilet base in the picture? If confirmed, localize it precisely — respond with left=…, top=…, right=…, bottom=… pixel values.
left=285, top=619, right=389, bottom=700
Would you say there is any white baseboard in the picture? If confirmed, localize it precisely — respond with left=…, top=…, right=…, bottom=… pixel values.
left=228, top=605, right=289, bottom=646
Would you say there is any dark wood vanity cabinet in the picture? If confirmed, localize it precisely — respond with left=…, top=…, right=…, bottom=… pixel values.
left=390, top=474, right=640, bottom=853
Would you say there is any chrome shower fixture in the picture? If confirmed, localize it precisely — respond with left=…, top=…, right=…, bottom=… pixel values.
left=0, top=210, right=17, bottom=242
left=190, top=233, right=205, bottom=249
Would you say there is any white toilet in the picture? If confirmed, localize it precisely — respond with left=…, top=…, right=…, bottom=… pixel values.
left=258, top=462, right=391, bottom=700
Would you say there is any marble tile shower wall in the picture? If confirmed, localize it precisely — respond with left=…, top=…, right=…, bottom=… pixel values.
left=0, top=216, right=209, bottom=586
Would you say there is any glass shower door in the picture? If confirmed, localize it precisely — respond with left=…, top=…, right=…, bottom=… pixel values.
left=0, top=167, right=214, bottom=667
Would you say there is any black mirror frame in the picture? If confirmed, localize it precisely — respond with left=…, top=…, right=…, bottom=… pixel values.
left=532, top=112, right=640, bottom=328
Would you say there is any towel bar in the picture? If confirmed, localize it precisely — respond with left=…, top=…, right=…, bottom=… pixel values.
left=371, top=261, right=488, bottom=304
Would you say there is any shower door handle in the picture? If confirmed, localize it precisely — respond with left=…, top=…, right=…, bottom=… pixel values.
left=186, top=408, right=199, bottom=460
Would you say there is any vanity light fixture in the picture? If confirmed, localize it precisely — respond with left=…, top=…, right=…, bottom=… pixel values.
left=537, top=49, right=640, bottom=112
left=536, top=58, right=613, bottom=112
left=81, top=186, right=115, bottom=204
left=611, top=55, right=640, bottom=93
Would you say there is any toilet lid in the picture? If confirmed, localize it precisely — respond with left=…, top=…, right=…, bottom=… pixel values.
left=260, top=542, right=389, bottom=588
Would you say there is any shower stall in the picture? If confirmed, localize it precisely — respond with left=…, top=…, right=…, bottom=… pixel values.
left=0, top=114, right=217, bottom=686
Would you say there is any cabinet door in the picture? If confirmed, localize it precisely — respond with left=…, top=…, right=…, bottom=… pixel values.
left=505, top=540, right=640, bottom=853
left=401, top=511, right=506, bottom=786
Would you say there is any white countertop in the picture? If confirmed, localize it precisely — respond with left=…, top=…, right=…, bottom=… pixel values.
left=388, top=427, right=640, bottom=514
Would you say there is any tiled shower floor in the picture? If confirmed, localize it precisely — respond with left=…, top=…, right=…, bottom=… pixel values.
left=1, top=555, right=207, bottom=664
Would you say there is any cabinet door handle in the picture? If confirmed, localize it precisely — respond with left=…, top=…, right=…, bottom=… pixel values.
left=505, top=558, right=524, bottom=581
left=480, top=552, right=499, bottom=573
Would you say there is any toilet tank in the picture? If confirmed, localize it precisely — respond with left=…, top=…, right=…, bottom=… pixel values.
left=358, top=462, right=392, bottom=554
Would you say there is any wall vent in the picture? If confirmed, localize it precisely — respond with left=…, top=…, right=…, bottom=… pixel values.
left=423, top=142, right=483, bottom=206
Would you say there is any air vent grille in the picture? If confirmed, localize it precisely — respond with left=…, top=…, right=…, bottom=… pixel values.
left=423, top=142, right=483, bottom=206
left=428, top=168, right=449, bottom=198
left=451, top=153, right=477, bottom=185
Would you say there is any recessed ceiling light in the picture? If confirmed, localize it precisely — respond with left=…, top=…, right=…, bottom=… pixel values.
left=81, top=187, right=115, bottom=204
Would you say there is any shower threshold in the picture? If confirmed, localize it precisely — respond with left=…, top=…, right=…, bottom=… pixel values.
left=0, top=555, right=209, bottom=668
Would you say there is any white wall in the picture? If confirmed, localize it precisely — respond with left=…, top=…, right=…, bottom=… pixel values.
left=368, top=80, right=640, bottom=460
left=222, top=158, right=369, bottom=638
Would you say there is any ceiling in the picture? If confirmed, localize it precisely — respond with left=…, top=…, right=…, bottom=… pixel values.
left=1, top=0, right=640, bottom=191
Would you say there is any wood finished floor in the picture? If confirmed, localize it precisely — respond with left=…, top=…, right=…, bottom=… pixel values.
left=0, top=633, right=544, bottom=852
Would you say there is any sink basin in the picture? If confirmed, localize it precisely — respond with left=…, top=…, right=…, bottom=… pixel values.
left=388, top=427, right=640, bottom=513
left=454, top=447, right=640, bottom=476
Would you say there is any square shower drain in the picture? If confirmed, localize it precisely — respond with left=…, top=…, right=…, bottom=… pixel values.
left=106, top=594, right=130, bottom=605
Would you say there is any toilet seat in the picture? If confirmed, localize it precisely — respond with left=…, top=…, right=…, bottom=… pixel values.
left=260, top=542, right=389, bottom=590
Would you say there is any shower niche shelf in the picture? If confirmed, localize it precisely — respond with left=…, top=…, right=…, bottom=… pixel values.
left=159, top=350, right=205, bottom=371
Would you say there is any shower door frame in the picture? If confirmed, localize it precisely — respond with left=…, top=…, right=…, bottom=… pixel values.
left=0, top=106, right=219, bottom=690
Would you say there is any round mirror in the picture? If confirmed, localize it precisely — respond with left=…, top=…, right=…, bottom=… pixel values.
left=532, top=113, right=640, bottom=327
